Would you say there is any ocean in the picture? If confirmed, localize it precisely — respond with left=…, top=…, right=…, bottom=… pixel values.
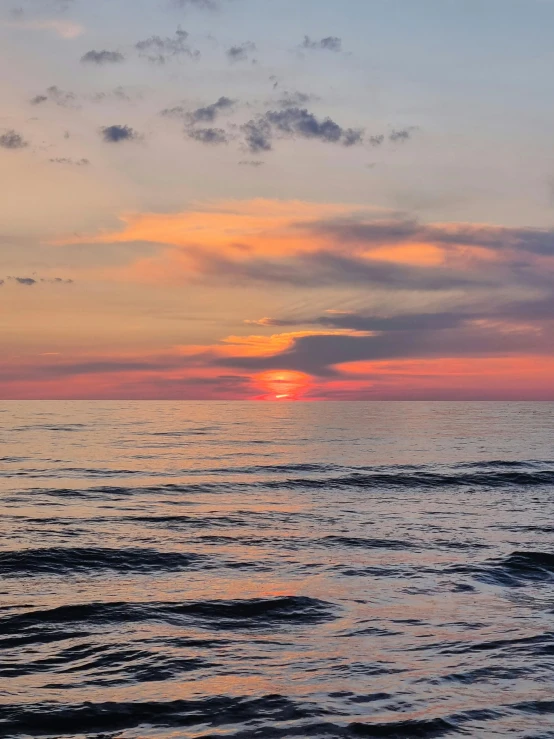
left=0, top=401, right=553, bottom=738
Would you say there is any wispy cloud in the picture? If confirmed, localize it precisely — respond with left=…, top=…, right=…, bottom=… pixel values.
left=226, top=41, right=256, bottom=63
left=81, top=49, right=125, bottom=64
left=49, top=157, right=90, bottom=166
left=135, top=27, right=199, bottom=64
left=186, top=127, right=229, bottom=144
left=301, top=35, right=342, bottom=52
left=30, top=85, right=79, bottom=108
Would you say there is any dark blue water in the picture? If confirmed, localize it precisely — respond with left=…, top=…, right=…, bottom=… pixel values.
left=1, top=402, right=553, bottom=738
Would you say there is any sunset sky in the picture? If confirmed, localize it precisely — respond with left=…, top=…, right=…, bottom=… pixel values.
left=2, top=0, right=554, bottom=399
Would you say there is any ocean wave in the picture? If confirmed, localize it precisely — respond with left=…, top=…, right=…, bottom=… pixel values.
left=348, top=716, right=459, bottom=737
left=271, top=469, right=554, bottom=490
left=0, top=596, right=336, bottom=635
left=0, top=640, right=213, bottom=684
left=0, top=694, right=324, bottom=736
left=321, top=536, right=415, bottom=550
left=451, top=550, right=554, bottom=587
left=0, top=547, right=207, bottom=576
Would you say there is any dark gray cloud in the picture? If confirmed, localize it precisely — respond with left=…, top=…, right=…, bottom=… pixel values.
left=0, top=130, right=28, bottom=149
left=301, top=36, right=342, bottom=52
left=100, top=124, right=139, bottom=143
left=241, top=107, right=364, bottom=152
left=242, top=118, right=272, bottom=153
left=30, top=94, right=48, bottom=105
left=49, top=157, right=90, bottom=166
left=217, top=319, right=553, bottom=377
left=135, top=27, right=199, bottom=64
left=315, top=310, right=470, bottom=332
left=226, top=41, right=256, bottom=63
left=12, top=277, right=36, bottom=285
left=308, top=216, right=554, bottom=257
left=188, top=96, right=235, bottom=123
left=160, top=104, right=187, bottom=119
left=189, top=247, right=488, bottom=290
left=81, top=49, right=125, bottom=64
left=186, top=126, right=228, bottom=144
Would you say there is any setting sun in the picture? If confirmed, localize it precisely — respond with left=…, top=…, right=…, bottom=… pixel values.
left=254, top=371, right=312, bottom=400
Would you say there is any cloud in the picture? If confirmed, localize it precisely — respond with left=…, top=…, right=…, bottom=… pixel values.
left=188, top=249, right=487, bottom=290
left=389, top=128, right=412, bottom=143
left=241, top=107, right=365, bottom=152
left=2, top=276, right=74, bottom=286
left=0, top=130, right=28, bottom=149
left=238, top=160, right=264, bottom=167
left=242, top=118, right=272, bottom=153
left=58, top=200, right=554, bottom=300
left=81, top=49, right=125, bottom=65
left=369, top=135, right=384, bottom=147
left=31, top=85, right=78, bottom=108
left=276, top=91, right=318, bottom=108
left=226, top=41, right=256, bottom=63
left=100, top=124, right=139, bottom=143
left=90, top=87, right=139, bottom=103
left=11, top=277, right=36, bottom=285
left=308, top=215, right=554, bottom=256
left=301, top=35, right=342, bottom=52
left=187, top=96, right=235, bottom=124
left=186, top=126, right=229, bottom=144
left=215, top=317, right=554, bottom=377
left=245, top=317, right=292, bottom=327
left=49, top=157, right=90, bottom=166
left=135, top=27, right=199, bottom=64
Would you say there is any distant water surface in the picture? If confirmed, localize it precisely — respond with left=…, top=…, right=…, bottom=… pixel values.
left=0, top=401, right=553, bottom=738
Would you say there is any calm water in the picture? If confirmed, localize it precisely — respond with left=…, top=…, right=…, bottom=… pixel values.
left=1, top=402, right=553, bottom=739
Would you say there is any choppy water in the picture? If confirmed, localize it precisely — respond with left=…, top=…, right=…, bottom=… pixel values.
left=1, top=401, right=553, bottom=739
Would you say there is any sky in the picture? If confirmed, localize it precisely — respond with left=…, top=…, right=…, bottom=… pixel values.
left=2, top=0, right=554, bottom=400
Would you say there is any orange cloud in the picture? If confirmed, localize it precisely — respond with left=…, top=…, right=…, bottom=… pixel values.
left=53, top=199, right=477, bottom=285
left=217, top=329, right=373, bottom=357
left=54, top=199, right=366, bottom=256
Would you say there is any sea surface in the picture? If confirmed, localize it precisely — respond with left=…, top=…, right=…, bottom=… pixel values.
left=0, top=401, right=553, bottom=739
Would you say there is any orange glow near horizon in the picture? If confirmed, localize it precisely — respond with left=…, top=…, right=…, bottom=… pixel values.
left=254, top=371, right=313, bottom=401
